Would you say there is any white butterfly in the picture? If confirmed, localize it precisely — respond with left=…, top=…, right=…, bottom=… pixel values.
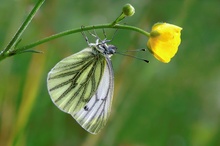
left=47, top=31, right=116, bottom=134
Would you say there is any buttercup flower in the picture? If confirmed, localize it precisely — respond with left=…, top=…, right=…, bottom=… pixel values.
left=147, top=23, right=182, bottom=63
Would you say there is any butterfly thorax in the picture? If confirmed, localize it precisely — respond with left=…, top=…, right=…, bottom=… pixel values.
left=90, top=39, right=117, bottom=58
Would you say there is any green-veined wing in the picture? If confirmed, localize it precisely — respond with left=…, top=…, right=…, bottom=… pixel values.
left=47, top=47, right=114, bottom=134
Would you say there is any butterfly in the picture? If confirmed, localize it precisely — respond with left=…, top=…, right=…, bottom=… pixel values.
left=47, top=30, right=117, bottom=134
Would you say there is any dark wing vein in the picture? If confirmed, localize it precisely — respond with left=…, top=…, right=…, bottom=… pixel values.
left=53, top=56, right=95, bottom=103
left=73, top=57, right=114, bottom=134
left=48, top=48, right=108, bottom=115
left=49, top=56, right=95, bottom=79
left=63, top=55, right=103, bottom=110
left=52, top=55, right=94, bottom=71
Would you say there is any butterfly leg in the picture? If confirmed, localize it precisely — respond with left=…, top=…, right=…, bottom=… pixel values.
left=110, top=28, right=118, bottom=42
left=81, top=25, right=91, bottom=46
left=88, top=27, right=102, bottom=44
left=102, top=28, right=118, bottom=44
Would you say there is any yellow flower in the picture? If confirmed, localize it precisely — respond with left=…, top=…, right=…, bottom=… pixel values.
left=147, top=23, right=182, bottom=63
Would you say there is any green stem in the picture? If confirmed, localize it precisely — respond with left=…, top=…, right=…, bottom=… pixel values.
left=111, top=12, right=126, bottom=26
left=0, top=0, right=45, bottom=60
left=115, top=24, right=150, bottom=37
left=0, top=23, right=150, bottom=61
left=18, top=23, right=150, bottom=50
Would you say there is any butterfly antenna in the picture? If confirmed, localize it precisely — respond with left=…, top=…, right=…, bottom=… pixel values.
left=122, top=48, right=146, bottom=52
left=115, top=50, right=149, bottom=63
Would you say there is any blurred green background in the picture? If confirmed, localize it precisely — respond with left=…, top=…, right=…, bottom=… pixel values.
left=1, top=0, right=220, bottom=146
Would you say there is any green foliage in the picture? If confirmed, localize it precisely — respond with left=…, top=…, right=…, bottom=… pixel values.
left=1, top=0, right=220, bottom=146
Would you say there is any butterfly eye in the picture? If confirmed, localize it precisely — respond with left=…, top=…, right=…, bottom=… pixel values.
left=107, top=45, right=117, bottom=55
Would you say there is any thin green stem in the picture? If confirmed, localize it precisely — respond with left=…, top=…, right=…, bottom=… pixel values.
left=0, top=0, right=45, bottom=58
left=17, top=23, right=150, bottom=51
left=0, top=23, right=150, bottom=61
left=115, top=24, right=150, bottom=37
left=111, top=12, right=126, bottom=26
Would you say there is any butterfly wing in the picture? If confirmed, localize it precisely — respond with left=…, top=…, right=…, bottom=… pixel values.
left=47, top=48, right=114, bottom=134
left=72, top=56, right=114, bottom=134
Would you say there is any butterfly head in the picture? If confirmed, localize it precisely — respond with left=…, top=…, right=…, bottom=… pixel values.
left=95, top=40, right=117, bottom=58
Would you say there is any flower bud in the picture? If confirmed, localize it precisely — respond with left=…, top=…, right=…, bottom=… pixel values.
left=122, top=4, right=135, bottom=16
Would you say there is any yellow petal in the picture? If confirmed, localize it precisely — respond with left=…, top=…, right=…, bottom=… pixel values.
left=147, top=23, right=182, bottom=63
